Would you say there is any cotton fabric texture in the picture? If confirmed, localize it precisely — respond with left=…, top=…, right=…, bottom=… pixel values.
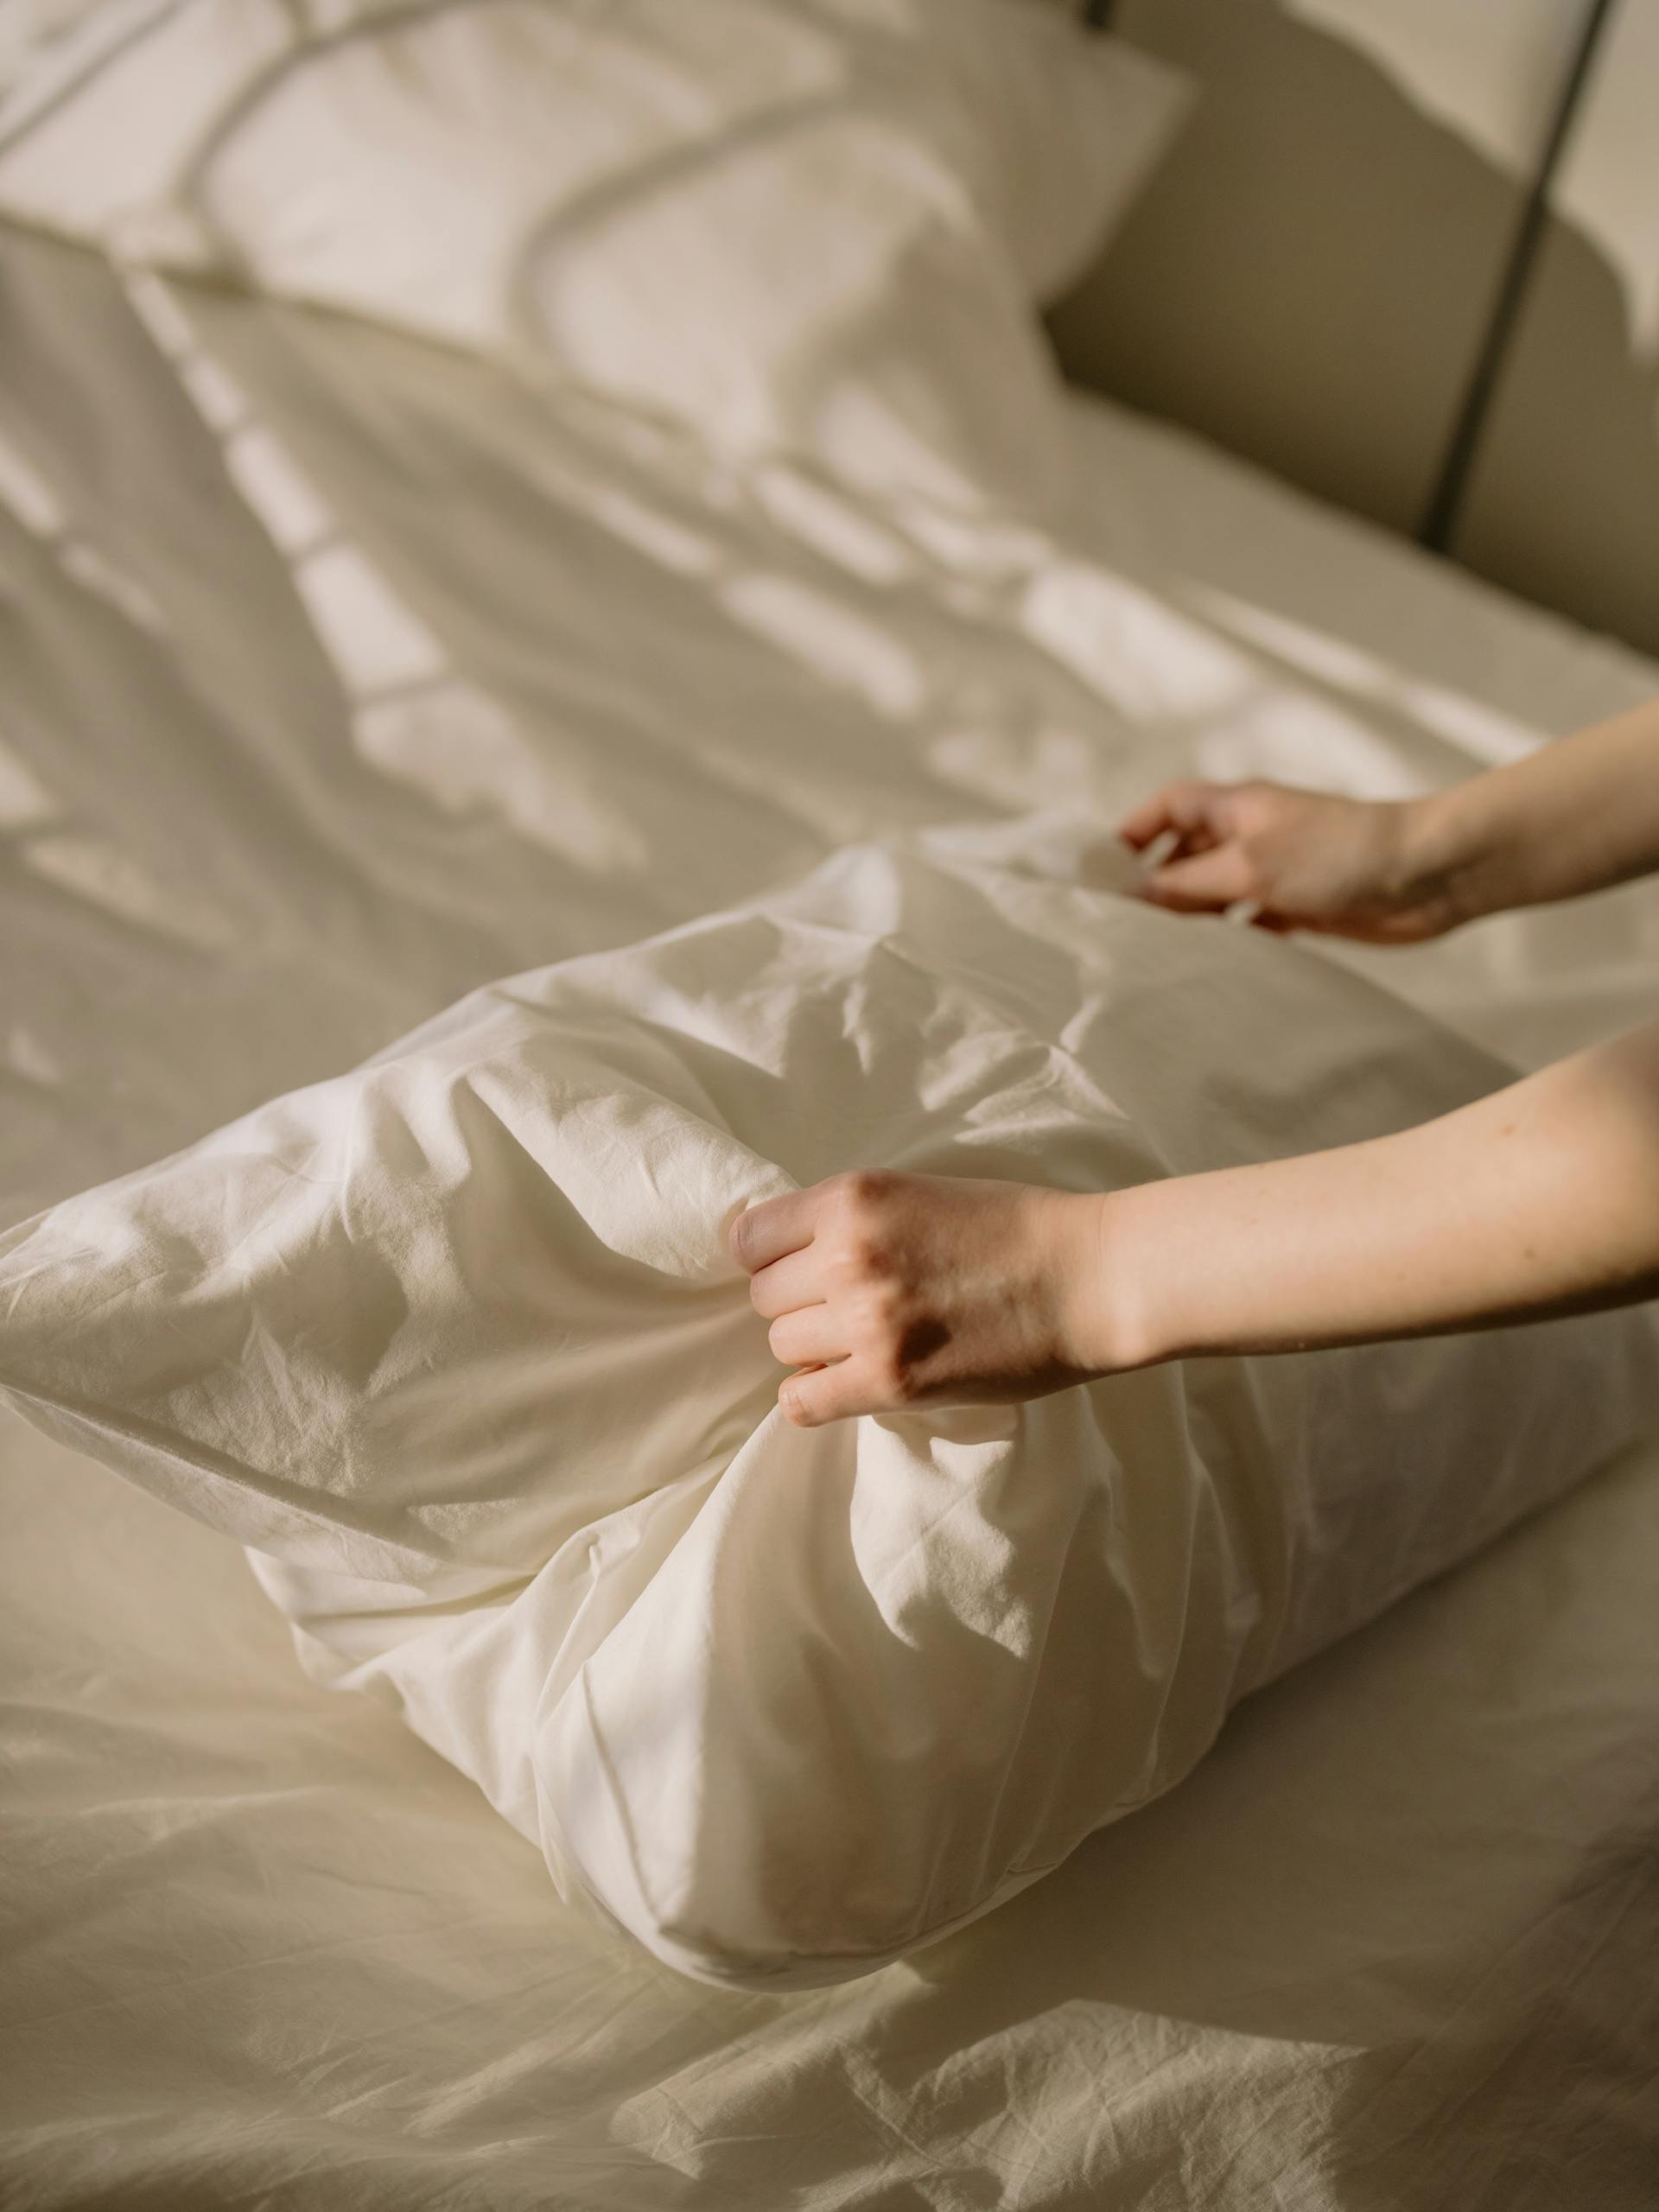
left=3, top=831, right=1652, bottom=1987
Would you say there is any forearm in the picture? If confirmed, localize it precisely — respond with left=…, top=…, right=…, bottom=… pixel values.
left=1408, top=696, right=1659, bottom=925
left=1101, top=1019, right=1659, bottom=1365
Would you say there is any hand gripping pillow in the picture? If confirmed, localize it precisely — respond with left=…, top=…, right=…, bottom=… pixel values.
left=0, top=0, right=1188, bottom=513
left=3, top=839, right=1654, bottom=1990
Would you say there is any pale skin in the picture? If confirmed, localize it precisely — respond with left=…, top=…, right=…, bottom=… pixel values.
left=730, top=696, right=1659, bottom=1427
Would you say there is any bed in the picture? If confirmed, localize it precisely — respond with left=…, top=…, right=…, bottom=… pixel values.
left=3, top=5, right=1658, bottom=2205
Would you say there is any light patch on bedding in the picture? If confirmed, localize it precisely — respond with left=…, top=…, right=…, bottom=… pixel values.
left=578, top=484, right=721, bottom=579
left=1197, top=695, right=1431, bottom=803
left=118, top=263, right=197, bottom=358
left=897, top=504, right=1050, bottom=582
left=1191, top=588, right=1394, bottom=697
left=1394, top=683, right=1541, bottom=768
left=1020, top=563, right=1254, bottom=719
left=59, top=539, right=165, bottom=632
left=721, top=572, right=925, bottom=719
left=1192, top=586, right=1546, bottom=770
left=175, top=348, right=249, bottom=435
left=131, top=283, right=341, bottom=566
left=295, top=542, right=445, bottom=698
left=353, top=681, right=649, bottom=873
left=6, top=1022, right=64, bottom=1087
left=0, top=738, right=56, bottom=830
left=0, top=428, right=64, bottom=535
left=753, top=463, right=916, bottom=586
left=0, top=433, right=161, bottom=632
left=25, top=831, right=234, bottom=948
left=221, top=423, right=335, bottom=555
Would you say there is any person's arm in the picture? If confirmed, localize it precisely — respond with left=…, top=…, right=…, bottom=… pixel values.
left=1102, top=1015, right=1659, bottom=1365
left=1117, top=695, right=1659, bottom=938
left=729, top=1020, right=1659, bottom=1426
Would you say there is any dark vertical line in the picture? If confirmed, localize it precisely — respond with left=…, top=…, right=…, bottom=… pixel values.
left=1417, top=0, right=1619, bottom=553
left=1081, top=0, right=1118, bottom=29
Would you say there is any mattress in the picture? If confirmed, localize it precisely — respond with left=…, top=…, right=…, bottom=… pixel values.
left=3, top=209, right=1658, bottom=2208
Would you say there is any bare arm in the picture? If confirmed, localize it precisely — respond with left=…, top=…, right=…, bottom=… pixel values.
left=1102, top=1016, right=1659, bottom=1367
left=1422, top=694, right=1659, bottom=921
left=730, top=1020, right=1659, bottom=1425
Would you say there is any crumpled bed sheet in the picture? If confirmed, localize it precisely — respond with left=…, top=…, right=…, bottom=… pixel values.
left=2, top=214, right=1658, bottom=2204
left=6, top=823, right=1656, bottom=1999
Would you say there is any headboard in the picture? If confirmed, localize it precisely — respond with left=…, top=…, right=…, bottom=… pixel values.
left=1076, top=0, right=1622, bottom=556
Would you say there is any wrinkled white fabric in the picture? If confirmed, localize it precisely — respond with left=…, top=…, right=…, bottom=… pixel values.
left=3, top=0, right=1658, bottom=2190
left=4, top=832, right=1653, bottom=1986
left=0, top=0, right=1188, bottom=511
left=3, top=220, right=1657, bottom=2184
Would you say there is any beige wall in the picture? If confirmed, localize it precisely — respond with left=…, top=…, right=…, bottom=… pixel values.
left=1047, top=0, right=1659, bottom=660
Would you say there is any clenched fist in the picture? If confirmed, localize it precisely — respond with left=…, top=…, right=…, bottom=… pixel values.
left=728, top=1170, right=1116, bottom=1427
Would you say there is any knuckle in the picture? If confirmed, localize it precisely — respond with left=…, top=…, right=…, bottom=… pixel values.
left=851, top=1235, right=891, bottom=1281
left=832, top=1233, right=888, bottom=1286
left=842, top=1167, right=893, bottom=1211
left=729, top=1205, right=760, bottom=1265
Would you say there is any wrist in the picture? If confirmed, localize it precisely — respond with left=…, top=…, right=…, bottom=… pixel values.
left=1402, top=782, right=1516, bottom=930
left=1082, top=1184, right=1179, bottom=1373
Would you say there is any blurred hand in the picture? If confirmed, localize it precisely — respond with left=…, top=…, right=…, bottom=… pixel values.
left=1118, top=779, right=1457, bottom=943
left=728, top=1170, right=1112, bottom=1427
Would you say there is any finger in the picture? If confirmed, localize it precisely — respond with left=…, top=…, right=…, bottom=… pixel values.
left=1137, top=845, right=1258, bottom=913
left=728, top=1186, right=820, bottom=1274
left=748, top=1244, right=827, bottom=1319
left=1116, top=780, right=1223, bottom=851
left=779, top=1357, right=868, bottom=1428
left=768, top=1305, right=848, bottom=1369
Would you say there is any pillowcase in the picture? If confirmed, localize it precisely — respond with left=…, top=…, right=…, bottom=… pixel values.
left=3, top=831, right=1654, bottom=1990
left=0, top=0, right=1189, bottom=512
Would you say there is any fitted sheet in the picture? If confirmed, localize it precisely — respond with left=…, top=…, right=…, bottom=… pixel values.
left=3, top=215, right=1658, bottom=2207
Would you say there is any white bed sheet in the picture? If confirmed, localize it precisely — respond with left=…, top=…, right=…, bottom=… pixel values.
left=3, top=216, right=1658, bottom=2208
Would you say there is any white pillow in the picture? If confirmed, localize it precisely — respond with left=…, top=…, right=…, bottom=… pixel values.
left=0, top=0, right=1188, bottom=512
left=3, top=834, right=1653, bottom=1989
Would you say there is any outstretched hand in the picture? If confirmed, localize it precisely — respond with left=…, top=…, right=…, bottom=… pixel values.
left=728, top=1170, right=1113, bottom=1427
left=1119, top=779, right=1457, bottom=943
